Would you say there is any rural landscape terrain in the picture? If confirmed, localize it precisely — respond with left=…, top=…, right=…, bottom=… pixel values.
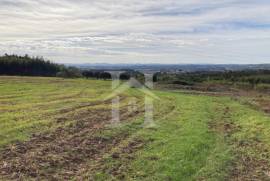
left=2, top=0, right=270, bottom=180
left=0, top=55, right=270, bottom=180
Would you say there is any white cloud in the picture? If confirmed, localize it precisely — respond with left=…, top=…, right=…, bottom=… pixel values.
left=0, top=0, right=270, bottom=64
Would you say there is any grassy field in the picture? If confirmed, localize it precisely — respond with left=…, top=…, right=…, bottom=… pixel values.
left=0, top=76, right=270, bottom=180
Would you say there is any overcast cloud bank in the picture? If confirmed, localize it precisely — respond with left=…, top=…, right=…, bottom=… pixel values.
left=1, top=0, right=270, bottom=64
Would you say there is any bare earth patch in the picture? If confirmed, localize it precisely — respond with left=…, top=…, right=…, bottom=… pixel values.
left=210, top=106, right=270, bottom=180
left=0, top=102, right=143, bottom=180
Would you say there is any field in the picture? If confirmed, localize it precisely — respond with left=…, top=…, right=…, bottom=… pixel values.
left=0, top=76, right=270, bottom=180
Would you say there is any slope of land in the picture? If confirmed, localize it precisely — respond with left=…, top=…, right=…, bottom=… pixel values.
left=0, top=76, right=270, bottom=180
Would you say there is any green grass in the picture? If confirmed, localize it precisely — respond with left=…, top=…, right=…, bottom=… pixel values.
left=0, top=76, right=270, bottom=180
left=0, top=76, right=115, bottom=146
left=89, top=93, right=270, bottom=180
left=90, top=93, right=233, bottom=180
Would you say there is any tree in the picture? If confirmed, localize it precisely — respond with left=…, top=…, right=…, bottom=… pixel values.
left=120, top=72, right=131, bottom=80
left=0, top=54, right=63, bottom=77
left=82, top=71, right=94, bottom=78
left=99, top=72, right=112, bottom=80
left=248, top=78, right=261, bottom=89
left=56, top=67, right=82, bottom=78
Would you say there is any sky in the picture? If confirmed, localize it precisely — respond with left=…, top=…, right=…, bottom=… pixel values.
left=0, top=0, right=270, bottom=64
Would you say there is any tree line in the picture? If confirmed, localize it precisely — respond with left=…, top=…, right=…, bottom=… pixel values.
left=0, top=54, right=143, bottom=80
left=154, top=70, right=270, bottom=88
left=0, top=54, right=64, bottom=77
left=82, top=70, right=146, bottom=81
left=0, top=54, right=87, bottom=78
left=3, top=54, right=268, bottom=87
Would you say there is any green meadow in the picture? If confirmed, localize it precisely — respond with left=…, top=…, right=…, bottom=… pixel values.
left=0, top=76, right=270, bottom=180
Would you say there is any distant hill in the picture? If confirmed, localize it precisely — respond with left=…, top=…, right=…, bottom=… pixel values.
left=68, top=63, right=270, bottom=72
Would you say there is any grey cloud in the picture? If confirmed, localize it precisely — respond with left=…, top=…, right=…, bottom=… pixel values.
left=0, top=0, right=270, bottom=64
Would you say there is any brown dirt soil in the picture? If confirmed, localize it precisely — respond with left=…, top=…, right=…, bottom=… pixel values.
left=255, top=98, right=270, bottom=114
left=83, top=138, right=151, bottom=180
left=107, top=138, right=148, bottom=179
left=74, top=103, right=176, bottom=180
left=0, top=100, right=144, bottom=180
left=230, top=141, right=270, bottom=180
left=210, top=106, right=270, bottom=180
left=208, top=107, right=241, bottom=143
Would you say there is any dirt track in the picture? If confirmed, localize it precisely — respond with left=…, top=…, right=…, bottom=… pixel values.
left=0, top=101, right=144, bottom=180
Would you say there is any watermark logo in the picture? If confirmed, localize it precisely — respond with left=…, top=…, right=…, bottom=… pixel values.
left=105, top=71, right=159, bottom=128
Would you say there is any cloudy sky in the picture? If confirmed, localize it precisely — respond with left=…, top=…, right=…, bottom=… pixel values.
left=0, top=0, right=270, bottom=64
